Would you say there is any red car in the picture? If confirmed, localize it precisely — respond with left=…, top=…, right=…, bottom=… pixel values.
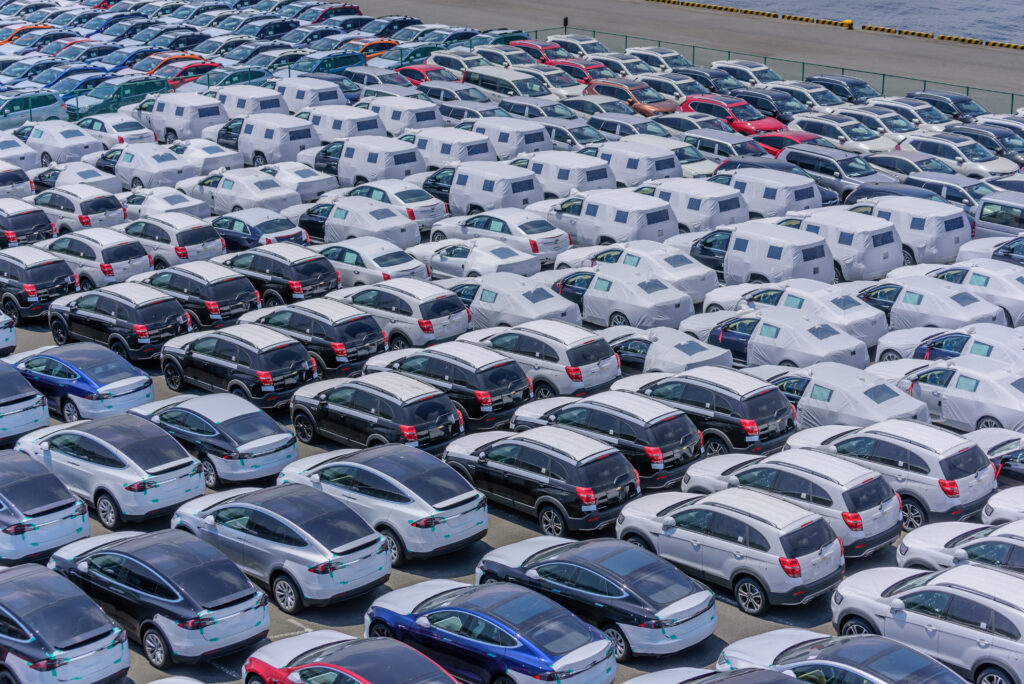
left=244, top=632, right=457, bottom=684
left=395, top=64, right=457, bottom=86
left=151, top=59, right=221, bottom=89
left=508, top=39, right=572, bottom=64
left=678, top=94, right=786, bottom=135
left=548, top=58, right=617, bottom=85
left=753, top=130, right=834, bottom=157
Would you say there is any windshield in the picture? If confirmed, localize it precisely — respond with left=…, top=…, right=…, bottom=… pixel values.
left=809, top=88, right=843, bottom=106
left=940, top=445, right=989, bottom=480
left=538, top=102, right=573, bottom=119
left=966, top=180, right=999, bottom=201
left=959, top=99, right=987, bottom=116
left=916, top=104, right=949, bottom=124
left=997, top=132, right=1024, bottom=153
left=881, top=113, right=915, bottom=133
left=731, top=103, right=764, bottom=122
left=733, top=139, right=767, bottom=156
left=959, top=141, right=996, bottom=162
left=571, top=124, right=604, bottom=144
left=176, top=225, right=219, bottom=246
left=838, top=156, right=877, bottom=178
left=634, top=120, right=671, bottom=137
left=516, top=76, right=550, bottom=98
left=159, top=547, right=252, bottom=608
left=842, top=122, right=877, bottom=141
left=713, top=74, right=743, bottom=90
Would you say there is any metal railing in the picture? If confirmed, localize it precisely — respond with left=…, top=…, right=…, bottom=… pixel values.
left=528, top=25, right=1024, bottom=113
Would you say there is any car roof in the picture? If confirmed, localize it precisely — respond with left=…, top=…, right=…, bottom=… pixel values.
left=356, top=370, right=436, bottom=401
left=931, top=564, right=1024, bottom=601
left=175, top=392, right=260, bottom=422
left=585, top=391, right=676, bottom=422
left=173, top=259, right=239, bottom=282
left=517, top=425, right=613, bottom=460
left=0, top=197, right=34, bottom=215
left=219, top=323, right=296, bottom=350
left=681, top=365, right=775, bottom=397
left=379, top=277, right=450, bottom=300
left=55, top=183, right=115, bottom=200
left=516, top=318, right=595, bottom=345
left=0, top=245, right=60, bottom=267
left=99, top=282, right=171, bottom=306
left=428, top=341, right=509, bottom=369
left=289, top=298, right=363, bottom=324
left=764, top=450, right=874, bottom=488
left=864, top=419, right=971, bottom=454
left=256, top=242, right=321, bottom=262
left=703, top=487, right=815, bottom=529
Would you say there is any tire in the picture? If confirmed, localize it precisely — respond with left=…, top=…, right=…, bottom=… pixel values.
left=1, top=298, right=18, bottom=325
left=467, top=205, right=482, bottom=214
left=95, top=493, right=121, bottom=530
left=272, top=574, right=303, bottom=614
left=365, top=434, right=388, bottom=447
left=538, top=505, right=567, bottom=537
left=165, top=129, right=177, bottom=143
left=246, top=676, right=266, bottom=684
left=467, top=271, right=480, bottom=277
left=354, top=177, right=367, bottom=186
left=381, top=527, right=406, bottom=566
left=131, top=177, right=143, bottom=190
left=609, top=311, right=629, bottom=327
left=252, top=152, right=268, bottom=166
left=163, top=361, right=184, bottom=391
left=533, top=381, right=556, bottom=399
left=0, top=672, right=16, bottom=684
left=262, top=290, right=284, bottom=307
left=493, top=678, right=515, bottom=684
left=200, top=458, right=220, bottom=489
left=230, top=385, right=250, bottom=400
left=367, top=620, right=393, bottom=638
left=778, top=360, right=796, bottom=367
left=977, top=666, right=1014, bottom=684
left=749, top=275, right=768, bottom=284
left=153, top=259, right=168, bottom=270
left=977, top=416, right=1003, bottom=430
left=40, top=152, right=51, bottom=166
left=293, top=411, right=317, bottom=444
left=389, top=334, right=409, bottom=350
left=678, top=223, right=690, bottom=233
left=733, top=576, right=767, bottom=616
left=109, top=339, right=128, bottom=359
left=479, top=572, right=501, bottom=584
left=598, top=237, right=614, bottom=245
left=879, top=350, right=902, bottom=362
left=703, top=436, right=728, bottom=457
left=900, top=496, right=928, bottom=532
left=79, top=277, right=94, bottom=291
left=50, top=318, right=69, bottom=345
left=603, top=624, right=632, bottom=662
left=431, top=231, right=446, bottom=241
left=840, top=616, right=877, bottom=636
left=623, top=534, right=651, bottom=551
left=902, top=247, right=916, bottom=266
left=142, top=627, right=170, bottom=668
left=62, top=398, right=80, bottom=423
left=705, top=304, right=722, bottom=313
left=232, top=205, right=242, bottom=213
left=833, top=263, right=843, bottom=284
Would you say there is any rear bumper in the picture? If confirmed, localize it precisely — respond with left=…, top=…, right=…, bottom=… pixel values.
left=844, top=519, right=902, bottom=558
left=171, top=628, right=269, bottom=664
left=733, top=428, right=793, bottom=455
left=303, top=572, right=389, bottom=606
left=932, top=495, right=989, bottom=522
left=567, top=502, right=627, bottom=532
left=467, top=406, right=518, bottom=430
left=406, top=526, right=488, bottom=559
left=767, top=564, right=844, bottom=607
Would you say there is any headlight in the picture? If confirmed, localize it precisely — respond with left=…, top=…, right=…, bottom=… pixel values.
left=833, top=590, right=844, bottom=605
left=898, top=543, right=908, bottom=555
left=984, top=505, right=994, bottom=516
left=717, top=652, right=730, bottom=668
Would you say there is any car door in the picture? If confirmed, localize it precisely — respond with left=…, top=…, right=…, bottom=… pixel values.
left=206, top=505, right=254, bottom=571
left=554, top=271, right=593, bottom=310
left=700, top=512, right=751, bottom=585
left=78, top=553, right=129, bottom=628
left=711, top=317, right=758, bottom=364
left=117, top=558, right=174, bottom=640
left=883, top=589, right=951, bottom=659
left=657, top=507, right=710, bottom=578
left=476, top=442, right=520, bottom=504
left=66, top=292, right=102, bottom=341
left=908, top=368, right=955, bottom=418
left=612, top=338, right=649, bottom=373
left=859, top=283, right=901, bottom=321
left=348, top=389, right=386, bottom=445
left=45, top=433, right=93, bottom=497
left=184, top=335, right=219, bottom=388
left=317, top=385, right=358, bottom=443
left=690, top=230, right=730, bottom=271
left=243, top=510, right=304, bottom=582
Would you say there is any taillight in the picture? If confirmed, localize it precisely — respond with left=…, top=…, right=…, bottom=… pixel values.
left=205, top=300, right=220, bottom=314
left=474, top=390, right=492, bottom=406
left=466, top=308, right=471, bottom=323
left=633, top=468, right=640, bottom=489
left=971, top=220, right=976, bottom=238
left=122, top=207, right=127, bottom=219
left=124, top=480, right=154, bottom=492
left=184, top=312, right=191, bottom=329
left=698, top=430, right=704, bottom=447
left=425, top=264, right=431, bottom=278
left=575, top=486, right=596, bottom=505
left=993, top=461, right=1002, bottom=479
left=256, top=370, right=274, bottom=387
left=418, top=319, right=433, bottom=333
left=400, top=424, right=418, bottom=441
left=565, top=365, right=583, bottom=382
left=939, top=479, right=960, bottom=497
left=456, top=409, right=464, bottom=430
left=841, top=511, right=863, bottom=531
left=3, top=230, right=16, bottom=245
left=615, top=353, right=620, bottom=369
left=100, top=263, right=114, bottom=276
left=308, top=560, right=343, bottom=574
left=331, top=341, right=347, bottom=357
left=174, top=246, right=188, bottom=258
left=644, top=445, right=664, bottom=465
left=335, top=270, right=341, bottom=287
left=153, top=132, right=158, bottom=143
left=381, top=330, right=388, bottom=346
left=740, top=418, right=759, bottom=436
left=411, top=516, right=444, bottom=528
left=22, top=283, right=36, bottom=297
left=443, top=202, right=450, bottom=214
left=406, top=207, right=416, bottom=220
left=2, top=522, right=35, bottom=535
left=791, top=403, right=796, bottom=420
left=529, top=239, right=538, bottom=253
left=288, top=280, right=303, bottom=294
left=49, top=221, right=55, bottom=236
left=78, top=214, right=91, bottom=226
left=837, top=536, right=844, bottom=555
left=177, top=616, right=215, bottom=630
left=73, top=274, right=79, bottom=289
left=309, top=355, right=318, bottom=376
left=147, top=254, right=153, bottom=268
left=778, top=557, right=801, bottom=577
left=254, top=290, right=261, bottom=305
left=28, top=657, right=68, bottom=672
left=527, top=376, right=533, bottom=393
left=27, top=179, right=33, bottom=191
left=219, top=237, right=226, bottom=250
left=381, top=272, right=391, bottom=280
left=133, top=323, right=149, bottom=338
left=117, top=135, right=124, bottom=143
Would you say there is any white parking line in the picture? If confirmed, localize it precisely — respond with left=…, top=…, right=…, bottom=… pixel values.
left=286, top=618, right=310, bottom=632
left=209, top=660, right=239, bottom=679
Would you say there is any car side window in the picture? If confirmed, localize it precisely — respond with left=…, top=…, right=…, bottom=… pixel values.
left=120, top=558, right=176, bottom=599
left=87, top=553, right=126, bottom=582
left=736, top=467, right=776, bottom=491
left=0, top=610, right=28, bottom=641
left=902, top=590, right=951, bottom=616
left=965, top=541, right=1012, bottom=567
left=945, top=596, right=992, bottom=632
left=708, top=512, right=748, bottom=545
left=673, top=507, right=711, bottom=532
left=353, top=469, right=408, bottom=502
left=834, top=436, right=875, bottom=461
left=573, top=568, right=619, bottom=596
left=553, top=406, right=589, bottom=428
left=75, top=436, right=124, bottom=468
left=247, top=510, right=305, bottom=547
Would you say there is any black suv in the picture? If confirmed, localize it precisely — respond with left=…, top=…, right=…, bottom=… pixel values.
left=290, top=371, right=464, bottom=453
left=241, top=298, right=387, bottom=376
left=0, top=246, right=78, bottom=323
left=614, top=366, right=794, bottom=457
left=510, top=390, right=702, bottom=490
left=364, top=340, right=532, bottom=430
left=0, top=197, right=53, bottom=248
left=48, top=282, right=192, bottom=360
left=161, top=324, right=317, bottom=408
left=131, top=260, right=260, bottom=329
left=442, top=425, right=640, bottom=536
left=214, top=242, right=338, bottom=307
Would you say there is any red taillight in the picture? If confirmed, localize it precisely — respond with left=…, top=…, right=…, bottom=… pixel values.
left=698, top=430, right=704, bottom=447
left=177, top=616, right=215, bottom=630
left=615, top=353, right=620, bottom=369
left=400, top=424, right=418, bottom=441
left=406, top=207, right=416, bottom=220
left=644, top=445, right=663, bottom=464
left=837, top=536, right=844, bottom=555
left=3, top=522, right=34, bottom=535
left=133, top=323, right=149, bottom=338
left=219, top=237, right=226, bottom=250
left=288, top=280, right=303, bottom=294
left=78, top=214, right=91, bottom=226
left=147, top=254, right=153, bottom=268
left=331, top=341, right=347, bottom=357
left=28, top=657, right=68, bottom=672
left=466, top=307, right=471, bottom=323
left=993, top=462, right=1002, bottom=479
left=100, top=263, right=114, bottom=276
left=841, top=511, right=863, bottom=531
left=185, top=312, right=192, bottom=328
left=174, top=246, right=188, bottom=258
left=335, top=270, right=341, bottom=287
left=410, top=516, right=444, bottom=529
left=791, top=403, right=796, bottom=420
left=939, top=479, right=960, bottom=497
left=49, top=221, right=55, bottom=236
left=779, top=557, right=801, bottom=577
left=204, top=300, right=220, bottom=314
left=307, top=560, right=341, bottom=574
left=254, top=290, right=261, bottom=305
left=575, top=486, right=596, bottom=505
left=122, top=207, right=127, bottom=219
left=633, top=468, right=640, bottom=489
left=740, top=418, right=759, bottom=436
left=527, top=376, right=533, bottom=393
left=474, top=389, right=492, bottom=406
left=457, top=409, right=464, bottom=430
left=72, top=274, right=79, bottom=289
left=23, top=283, right=37, bottom=297
left=153, top=132, right=158, bottom=142
left=418, top=319, right=433, bottom=333
left=309, top=355, right=318, bottom=376
left=3, top=230, right=16, bottom=245
left=381, top=272, right=391, bottom=280
left=28, top=179, right=33, bottom=191
left=381, top=329, right=388, bottom=346
left=425, top=264, right=431, bottom=278
left=529, top=239, right=538, bottom=253
left=117, top=135, right=124, bottom=143
left=256, top=370, right=274, bottom=387
left=124, top=480, right=153, bottom=492
left=443, top=202, right=450, bottom=214
left=565, top=365, right=583, bottom=382
left=971, top=220, right=976, bottom=238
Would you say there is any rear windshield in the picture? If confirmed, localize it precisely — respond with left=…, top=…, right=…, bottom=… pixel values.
left=137, top=299, right=184, bottom=326
left=566, top=338, right=614, bottom=367
left=807, top=324, right=839, bottom=340
left=780, top=518, right=835, bottom=557
left=0, top=168, right=28, bottom=186
left=260, top=342, right=309, bottom=372
left=489, top=591, right=590, bottom=657
left=220, top=411, right=282, bottom=444
left=951, top=292, right=979, bottom=307
left=209, top=277, right=254, bottom=300
left=578, top=451, right=633, bottom=487
left=406, top=396, right=453, bottom=425
left=102, top=241, right=147, bottom=262
left=519, top=219, right=555, bottom=235
left=830, top=295, right=861, bottom=310
left=863, top=384, right=899, bottom=404
left=255, top=218, right=296, bottom=235
left=511, top=178, right=535, bottom=194
left=718, top=197, right=740, bottom=212
left=293, top=257, right=334, bottom=280
left=87, top=419, right=188, bottom=470
left=801, top=245, right=826, bottom=262
left=7, top=574, right=111, bottom=649
left=156, top=548, right=251, bottom=608
left=385, top=458, right=473, bottom=506
left=742, top=387, right=790, bottom=420
left=393, top=152, right=418, bottom=165
left=369, top=208, right=397, bottom=220
left=288, top=128, right=312, bottom=141
left=648, top=414, right=698, bottom=447
left=395, top=188, right=432, bottom=202
left=177, top=225, right=220, bottom=246
left=374, top=251, right=415, bottom=268
left=80, top=196, right=121, bottom=214
left=522, top=287, right=553, bottom=303
left=197, top=105, right=221, bottom=118
left=478, top=361, right=527, bottom=391
left=3, top=209, right=49, bottom=233
left=1, top=472, right=71, bottom=515
left=940, top=446, right=989, bottom=480
left=843, top=477, right=894, bottom=513
left=420, top=294, right=464, bottom=319
left=80, top=356, right=138, bottom=385
left=264, top=493, right=373, bottom=549
left=871, top=231, right=895, bottom=247
left=335, top=315, right=381, bottom=341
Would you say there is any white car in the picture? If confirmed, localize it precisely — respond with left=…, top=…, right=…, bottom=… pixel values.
left=258, top=161, right=338, bottom=202
left=430, top=207, right=570, bottom=265
left=77, top=112, right=156, bottom=148
left=0, top=311, right=13, bottom=355
left=14, top=121, right=103, bottom=165
left=896, top=519, right=1024, bottom=571
left=120, top=186, right=211, bottom=219
left=874, top=323, right=1024, bottom=363
left=408, top=238, right=541, bottom=278
left=176, top=168, right=301, bottom=215
left=983, top=487, right=1024, bottom=524
left=890, top=258, right=1024, bottom=327
left=342, top=178, right=448, bottom=231
left=82, top=143, right=195, bottom=190
left=167, top=138, right=244, bottom=173
left=312, top=236, right=428, bottom=286
left=33, top=161, right=121, bottom=194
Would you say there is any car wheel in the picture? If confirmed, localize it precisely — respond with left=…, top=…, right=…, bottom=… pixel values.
left=493, top=678, right=515, bottom=684
left=749, top=275, right=768, bottom=283
left=703, top=436, right=728, bottom=457
left=879, top=350, right=902, bottom=362
left=0, top=672, right=16, bottom=684
left=232, top=205, right=242, bottom=213
left=602, top=624, right=632, bottom=662
left=293, top=411, right=317, bottom=444
left=95, top=493, right=121, bottom=530
left=40, top=152, right=52, bottom=166
left=431, top=231, right=446, bottom=242
left=978, top=666, right=1015, bottom=684
left=230, top=385, right=250, bottom=400
left=252, top=152, right=268, bottom=166
left=598, top=237, right=614, bottom=245
left=262, top=290, right=283, bottom=307
left=142, top=628, right=170, bottom=668
left=131, top=177, right=143, bottom=190
left=623, top=534, right=651, bottom=551
left=704, top=304, right=722, bottom=313
left=367, top=621, right=393, bottom=638
left=467, top=271, right=480, bottom=277
left=1, top=298, right=18, bottom=325
left=977, top=416, right=1003, bottom=430
left=165, top=129, right=177, bottom=143
left=354, top=176, right=367, bottom=185
left=538, top=505, right=567, bottom=537
left=902, top=247, right=916, bottom=266
left=833, top=263, right=843, bottom=284
left=609, top=311, right=629, bottom=327
left=479, top=572, right=501, bottom=584
left=733, top=576, right=767, bottom=616
left=532, top=381, right=556, bottom=399
left=79, top=277, right=94, bottom=291
left=840, top=617, right=876, bottom=636
left=201, top=458, right=220, bottom=489
left=901, top=496, right=928, bottom=531
left=109, top=339, right=128, bottom=359
left=381, top=528, right=405, bottom=566
left=50, top=318, right=69, bottom=345
left=467, top=205, right=482, bottom=214
left=778, top=360, right=796, bottom=367
left=272, top=574, right=303, bottom=614
left=163, top=361, right=184, bottom=391
left=388, top=334, right=409, bottom=350
left=61, top=399, right=80, bottom=423
left=245, top=676, right=266, bottom=684
left=153, top=258, right=168, bottom=270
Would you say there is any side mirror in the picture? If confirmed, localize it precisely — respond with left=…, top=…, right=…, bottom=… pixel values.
left=953, top=548, right=969, bottom=564
left=962, top=198, right=971, bottom=206
left=833, top=171, right=841, bottom=178
left=203, top=514, right=214, bottom=525
left=727, top=475, right=740, bottom=488
left=660, top=516, right=675, bottom=530
left=956, top=156, right=966, bottom=163
left=820, top=445, right=838, bottom=455
left=76, top=561, right=89, bottom=574
left=525, top=568, right=540, bottom=580
left=837, top=136, right=847, bottom=143
left=309, top=473, right=321, bottom=483
left=39, top=440, right=49, bottom=451
left=415, top=615, right=431, bottom=629
left=889, top=597, right=905, bottom=614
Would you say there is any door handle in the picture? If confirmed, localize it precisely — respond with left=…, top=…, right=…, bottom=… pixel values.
left=924, top=624, right=936, bottom=634
left=978, top=639, right=991, bottom=648
left=732, top=551, right=744, bottom=559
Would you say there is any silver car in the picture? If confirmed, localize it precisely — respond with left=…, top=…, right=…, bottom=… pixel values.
left=167, top=138, right=245, bottom=174
left=37, top=227, right=152, bottom=290
left=83, top=143, right=196, bottom=190
left=278, top=444, right=488, bottom=566
left=121, top=187, right=212, bottom=220
left=115, top=211, right=224, bottom=268
left=14, top=121, right=102, bottom=165
left=172, top=483, right=389, bottom=614
left=313, top=236, right=428, bottom=286
left=408, top=238, right=541, bottom=278
left=905, top=131, right=1018, bottom=177
left=259, top=161, right=338, bottom=203
left=343, top=178, right=448, bottom=231
left=897, top=518, right=1024, bottom=571
left=15, top=413, right=203, bottom=529
left=33, top=183, right=126, bottom=234
left=176, top=168, right=301, bottom=215
left=442, top=273, right=583, bottom=328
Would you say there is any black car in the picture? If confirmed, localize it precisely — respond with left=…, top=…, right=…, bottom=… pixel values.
left=806, top=75, right=881, bottom=104
left=48, top=282, right=193, bottom=361
left=0, top=246, right=78, bottom=323
left=214, top=242, right=338, bottom=307
left=161, top=324, right=317, bottom=408
left=131, top=260, right=260, bottom=328
left=907, top=89, right=988, bottom=122
left=730, top=87, right=809, bottom=124
left=290, top=371, right=463, bottom=452
left=949, top=123, right=1024, bottom=166
left=241, top=298, right=387, bottom=376
left=50, top=529, right=269, bottom=668
left=510, top=391, right=702, bottom=490
left=675, top=66, right=744, bottom=94
left=476, top=538, right=714, bottom=662
left=0, top=196, right=51, bottom=248
left=443, top=425, right=640, bottom=536
left=0, top=565, right=128, bottom=681
left=843, top=182, right=947, bottom=205
left=419, top=166, right=455, bottom=203
left=619, top=366, right=795, bottom=457
left=365, top=341, right=532, bottom=430
left=357, top=14, right=420, bottom=37
left=714, top=156, right=840, bottom=205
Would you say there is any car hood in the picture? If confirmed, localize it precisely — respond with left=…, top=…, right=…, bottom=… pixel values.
left=512, top=396, right=575, bottom=422
left=837, top=566, right=921, bottom=600
left=173, top=487, right=260, bottom=521
left=687, top=453, right=761, bottom=481
left=49, top=531, right=143, bottom=563
left=479, top=536, right=572, bottom=570
left=718, top=628, right=824, bottom=671
left=785, top=424, right=855, bottom=449
left=370, top=579, right=468, bottom=616
left=249, top=630, right=356, bottom=669
left=902, top=521, right=982, bottom=552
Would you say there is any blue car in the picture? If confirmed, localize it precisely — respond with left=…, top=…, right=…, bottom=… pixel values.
left=95, top=45, right=159, bottom=73
left=19, top=63, right=102, bottom=91
left=211, top=208, right=309, bottom=251
left=365, top=580, right=617, bottom=684
left=6, top=342, right=154, bottom=423
left=53, top=71, right=112, bottom=101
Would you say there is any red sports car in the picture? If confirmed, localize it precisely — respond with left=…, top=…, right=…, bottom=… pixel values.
left=679, top=94, right=786, bottom=135
left=753, top=130, right=836, bottom=157
left=508, top=39, right=572, bottom=64
left=395, top=64, right=457, bottom=86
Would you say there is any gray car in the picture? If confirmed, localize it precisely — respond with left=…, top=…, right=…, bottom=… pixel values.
left=408, top=238, right=540, bottom=278
left=864, top=149, right=958, bottom=181
left=598, top=325, right=733, bottom=374
left=115, top=211, right=224, bottom=268
left=897, top=518, right=1024, bottom=572
left=776, top=144, right=896, bottom=200
left=172, top=483, right=389, bottom=613
left=904, top=131, right=1018, bottom=178
left=176, top=168, right=301, bottom=215
left=38, top=228, right=152, bottom=290
left=313, top=236, right=428, bottom=286
left=121, top=187, right=212, bottom=220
